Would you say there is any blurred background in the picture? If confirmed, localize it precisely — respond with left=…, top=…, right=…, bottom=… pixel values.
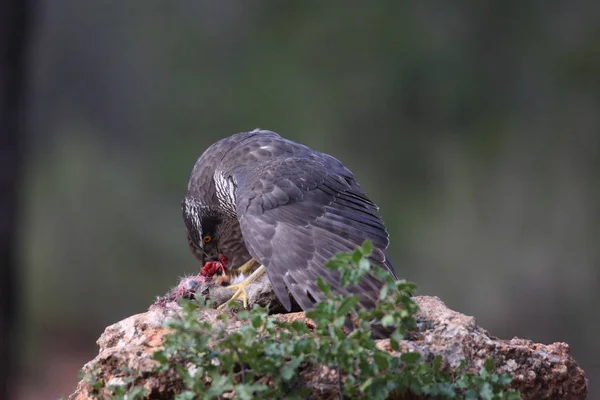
left=2, top=1, right=598, bottom=398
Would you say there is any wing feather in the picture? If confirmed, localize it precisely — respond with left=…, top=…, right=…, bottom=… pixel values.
left=230, top=136, right=396, bottom=315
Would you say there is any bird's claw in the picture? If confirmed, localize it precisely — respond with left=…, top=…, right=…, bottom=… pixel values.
left=217, top=282, right=250, bottom=310
left=216, top=264, right=266, bottom=311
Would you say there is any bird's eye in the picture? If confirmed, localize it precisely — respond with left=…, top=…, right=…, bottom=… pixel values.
left=203, top=235, right=212, bottom=243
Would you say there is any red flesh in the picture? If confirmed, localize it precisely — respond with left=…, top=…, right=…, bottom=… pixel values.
left=199, top=255, right=228, bottom=279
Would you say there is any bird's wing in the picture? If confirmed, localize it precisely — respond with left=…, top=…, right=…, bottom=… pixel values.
left=231, top=145, right=396, bottom=312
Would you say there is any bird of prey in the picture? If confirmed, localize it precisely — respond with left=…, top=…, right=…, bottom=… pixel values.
left=182, top=129, right=397, bottom=314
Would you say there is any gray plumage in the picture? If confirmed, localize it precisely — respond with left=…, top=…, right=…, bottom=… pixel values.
left=183, top=129, right=397, bottom=313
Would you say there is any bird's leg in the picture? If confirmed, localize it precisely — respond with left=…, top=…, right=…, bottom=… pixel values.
left=238, top=258, right=260, bottom=275
left=217, top=263, right=266, bottom=310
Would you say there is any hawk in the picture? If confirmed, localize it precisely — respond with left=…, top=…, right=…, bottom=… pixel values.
left=182, top=129, right=397, bottom=315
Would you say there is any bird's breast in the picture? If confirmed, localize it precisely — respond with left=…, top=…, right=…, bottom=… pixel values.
left=218, top=218, right=252, bottom=270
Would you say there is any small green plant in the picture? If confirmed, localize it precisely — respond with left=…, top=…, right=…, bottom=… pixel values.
left=81, top=365, right=148, bottom=400
left=105, top=381, right=148, bottom=400
left=80, top=366, right=103, bottom=392
left=149, top=241, right=519, bottom=399
left=87, top=241, right=520, bottom=399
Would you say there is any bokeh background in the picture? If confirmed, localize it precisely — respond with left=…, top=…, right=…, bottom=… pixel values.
left=10, top=1, right=599, bottom=398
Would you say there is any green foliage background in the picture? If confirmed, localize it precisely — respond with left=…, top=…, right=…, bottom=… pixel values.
left=17, top=1, right=599, bottom=398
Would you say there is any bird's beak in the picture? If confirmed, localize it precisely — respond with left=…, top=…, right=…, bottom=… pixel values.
left=202, top=250, right=220, bottom=264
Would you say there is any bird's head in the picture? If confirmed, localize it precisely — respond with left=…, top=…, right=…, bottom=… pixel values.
left=182, top=196, right=221, bottom=264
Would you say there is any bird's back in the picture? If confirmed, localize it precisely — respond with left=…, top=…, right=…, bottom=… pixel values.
left=186, top=130, right=271, bottom=202
left=185, top=129, right=397, bottom=322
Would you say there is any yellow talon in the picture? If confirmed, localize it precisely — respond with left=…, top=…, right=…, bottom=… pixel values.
left=219, top=283, right=249, bottom=309
left=217, top=264, right=266, bottom=310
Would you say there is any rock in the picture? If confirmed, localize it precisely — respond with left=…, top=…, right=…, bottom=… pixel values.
left=69, top=276, right=587, bottom=399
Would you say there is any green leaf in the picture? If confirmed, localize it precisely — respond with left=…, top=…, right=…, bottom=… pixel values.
left=127, top=387, right=149, bottom=399
left=206, top=375, right=232, bottom=397
left=479, top=382, right=493, bottom=400
left=250, top=313, right=263, bottom=329
left=379, top=284, right=389, bottom=300
left=361, top=240, right=373, bottom=256
left=391, top=329, right=404, bottom=343
left=178, top=298, right=198, bottom=313
left=337, top=295, right=359, bottom=316
left=290, top=320, right=309, bottom=334
left=89, top=380, right=102, bottom=390
left=400, top=352, right=422, bottom=364
left=480, top=361, right=492, bottom=379
left=432, top=355, right=442, bottom=372
left=381, top=314, right=395, bottom=327
left=316, top=276, right=331, bottom=295
left=484, top=358, right=495, bottom=374
left=175, top=391, right=196, bottom=400
left=352, top=248, right=363, bottom=262
left=235, top=383, right=267, bottom=400
left=358, top=258, right=371, bottom=275
left=373, top=351, right=389, bottom=370
left=359, top=377, right=373, bottom=392
left=281, top=357, right=303, bottom=381
left=152, top=350, right=169, bottom=364
left=497, top=373, right=513, bottom=386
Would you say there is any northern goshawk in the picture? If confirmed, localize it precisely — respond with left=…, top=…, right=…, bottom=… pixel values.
left=182, top=129, right=397, bottom=314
